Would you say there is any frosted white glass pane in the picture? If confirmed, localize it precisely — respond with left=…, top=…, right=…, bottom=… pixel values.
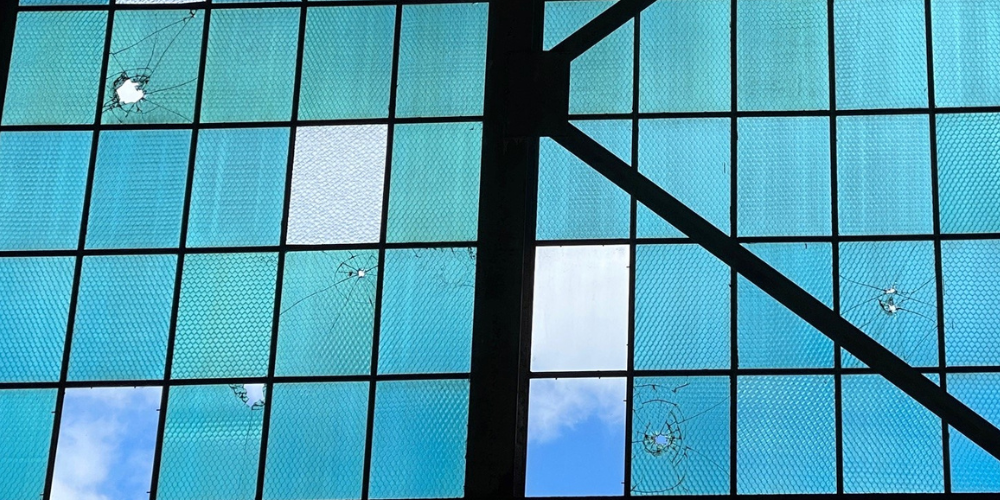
left=287, top=125, right=387, bottom=245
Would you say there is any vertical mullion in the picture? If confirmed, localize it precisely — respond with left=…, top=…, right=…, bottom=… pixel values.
left=623, top=11, right=640, bottom=497
left=41, top=4, right=116, bottom=499
left=148, top=5, right=212, bottom=499
left=924, top=0, right=949, bottom=492
left=827, top=0, right=843, bottom=494
left=728, top=0, right=738, bottom=494
left=254, top=3, right=307, bottom=499
left=360, top=4, right=402, bottom=499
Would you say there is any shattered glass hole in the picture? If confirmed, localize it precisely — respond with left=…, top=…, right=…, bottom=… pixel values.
left=230, top=383, right=266, bottom=410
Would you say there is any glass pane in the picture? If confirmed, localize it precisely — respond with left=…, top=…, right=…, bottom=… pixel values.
left=635, top=244, right=730, bottom=370
left=737, top=0, right=828, bottom=111
left=369, top=379, right=469, bottom=499
left=937, top=113, right=1000, bottom=234
left=0, top=389, right=56, bottom=500
left=932, top=0, right=1000, bottom=107
left=173, top=253, right=277, bottom=379
left=737, top=117, right=831, bottom=237
left=387, top=122, right=483, bottom=243
left=157, top=384, right=263, bottom=500
left=532, top=245, right=629, bottom=372
left=52, top=387, right=161, bottom=500
left=201, top=8, right=299, bottom=123
left=263, top=382, right=368, bottom=500
left=0, top=257, right=75, bottom=382
left=0, top=131, right=91, bottom=251
left=276, top=250, right=376, bottom=377
left=188, top=127, right=289, bottom=247
left=737, top=375, right=835, bottom=494
left=631, top=376, right=729, bottom=495
left=69, top=255, right=177, bottom=381
left=526, top=378, right=626, bottom=497
left=378, top=247, right=476, bottom=374
left=287, top=125, right=387, bottom=245
left=87, top=130, right=191, bottom=249
left=2, top=11, right=106, bottom=125
left=395, top=3, right=487, bottom=118
left=102, top=9, right=203, bottom=124
left=949, top=373, right=1000, bottom=492
left=942, top=240, right=1000, bottom=366
left=639, top=0, right=730, bottom=113
left=299, top=6, right=394, bottom=120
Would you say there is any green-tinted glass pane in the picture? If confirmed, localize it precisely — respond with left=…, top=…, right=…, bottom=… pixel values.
left=634, top=245, right=730, bottom=370
left=188, top=127, right=288, bottom=247
left=942, top=240, right=1000, bottom=366
left=158, top=384, right=263, bottom=500
left=276, top=250, right=376, bottom=377
left=378, top=248, right=476, bottom=374
left=263, top=383, right=368, bottom=500
left=631, top=377, right=729, bottom=495
left=173, top=253, right=277, bottom=379
left=201, top=8, right=298, bottom=122
left=837, top=115, right=932, bottom=235
left=937, top=113, right=1000, bottom=233
left=69, top=255, right=176, bottom=381
left=396, top=3, right=487, bottom=118
left=932, top=0, right=1000, bottom=107
left=102, top=9, right=204, bottom=124
left=0, top=257, right=75, bottom=382
left=0, top=131, right=91, bottom=251
left=0, top=389, right=56, bottom=500
left=299, top=6, right=394, bottom=120
left=949, top=373, right=1000, bottom=492
left=87, top=129, right=191, bottom=249
left=2, top=11, right=106, bottom=125
left=737, top=0, right=828, bottom=111
left=737, top=375, right=835, bottom=494
left=639, top=0, right=730, bottom=112
left=387, top=122, right=482, bottom=243
left=369, top=379, right=469, bottom=499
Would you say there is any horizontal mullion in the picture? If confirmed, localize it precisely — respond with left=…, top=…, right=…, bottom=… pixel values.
left=16, top=0, right=475, bottom=13
left=0, top=240, right=478, bottom=258
left=0, top=115, right=481, bottom=133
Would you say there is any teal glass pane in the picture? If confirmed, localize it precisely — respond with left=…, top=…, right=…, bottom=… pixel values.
left=87, top=130, right=190, bottom=249
left=739, top=243, right=833, bottom=368
left=395, top=3, right=487, bottom=118
left=635, top=245, right=730, bottom=370
left=737, top=375, right=835, bottom=494
left=639, top=0, right=730, bottom=112
left=949, top=373, right=1000, bottom=492
left=369, top=379, right=469, bottom=499
left=545, top=1, right=632, bottom=114
left=839, top=241, right=937, bottom=368
left=299, top=6, right=394, bottom=120
left=214, top=0, right=295, bottom=2
left=937, top=113, right=1000, bottom=233
left=834, top=0, right=927, bottom=109
left=173, top=253, right=277, bottom=379
left=637, top=118, right=730, bottom=238
left=837, top=115, right=932, bottom=235
left=537, top=120, right=630, bottom=240
left=932, top=0, right=1000, bottom=107
left=0, top=131, right=90, bottom=251
left=20, top=0, right=106, bottom=4
left=158, top=384, right=263, bottom=500
left=188, top=127, right=288, bottom=247
left=69, top=255, right=176, bottom=381
left=53, top=387, right=161, bottom=500
left=631, top=377, right=729, bottom=495
left=276, top=250, right=376, bottom=377
left=737, top=0, right=828, bottom=111
left=378, top=248, right=476, bottom=374
left=387, top=122, right=482, bottom=243
left=2, top=11, right=106, bottom=125
left=942, top=240, right=1000, bottom=366
left=842, top=375, right=942, bottom=493
left=737, top=117, right=830, bottom=236
left=0, top=389, right=56, bottom=500
left=262, top=382, right=368, bottom=500
left=102, top=9, right=204, bottom=124
left=0, top=257, right=74, bottom=382
left=201, top=8, right=298, bottom=123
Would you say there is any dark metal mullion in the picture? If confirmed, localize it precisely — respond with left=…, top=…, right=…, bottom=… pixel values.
left=147, top=5, right=212, bottom=499
left=924, top=0, right=950, bottom=492
left=254, top=2, right=308, bottom=498
left=15, top=0, right=478, bottom=13
left=623, top=11, right=639, bottom=496
left=361, top=4, right=402, bottom=499
left=550, top=0, right=655, bottom=60
left=827, top=0, right=843, bottom=494
left=41, top=6, right=116, bottom=499
left=728, top=0, right=738, bottom=493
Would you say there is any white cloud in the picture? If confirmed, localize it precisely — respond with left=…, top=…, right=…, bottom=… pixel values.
left=529, top=377, right=626, bottom=444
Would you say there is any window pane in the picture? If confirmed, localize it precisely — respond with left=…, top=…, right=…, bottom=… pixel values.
left=0, top=389, right=56, bottom=500
left=932, top=0, right=1000, bottom=107
left=937, top=113, right=1000, bottom=234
